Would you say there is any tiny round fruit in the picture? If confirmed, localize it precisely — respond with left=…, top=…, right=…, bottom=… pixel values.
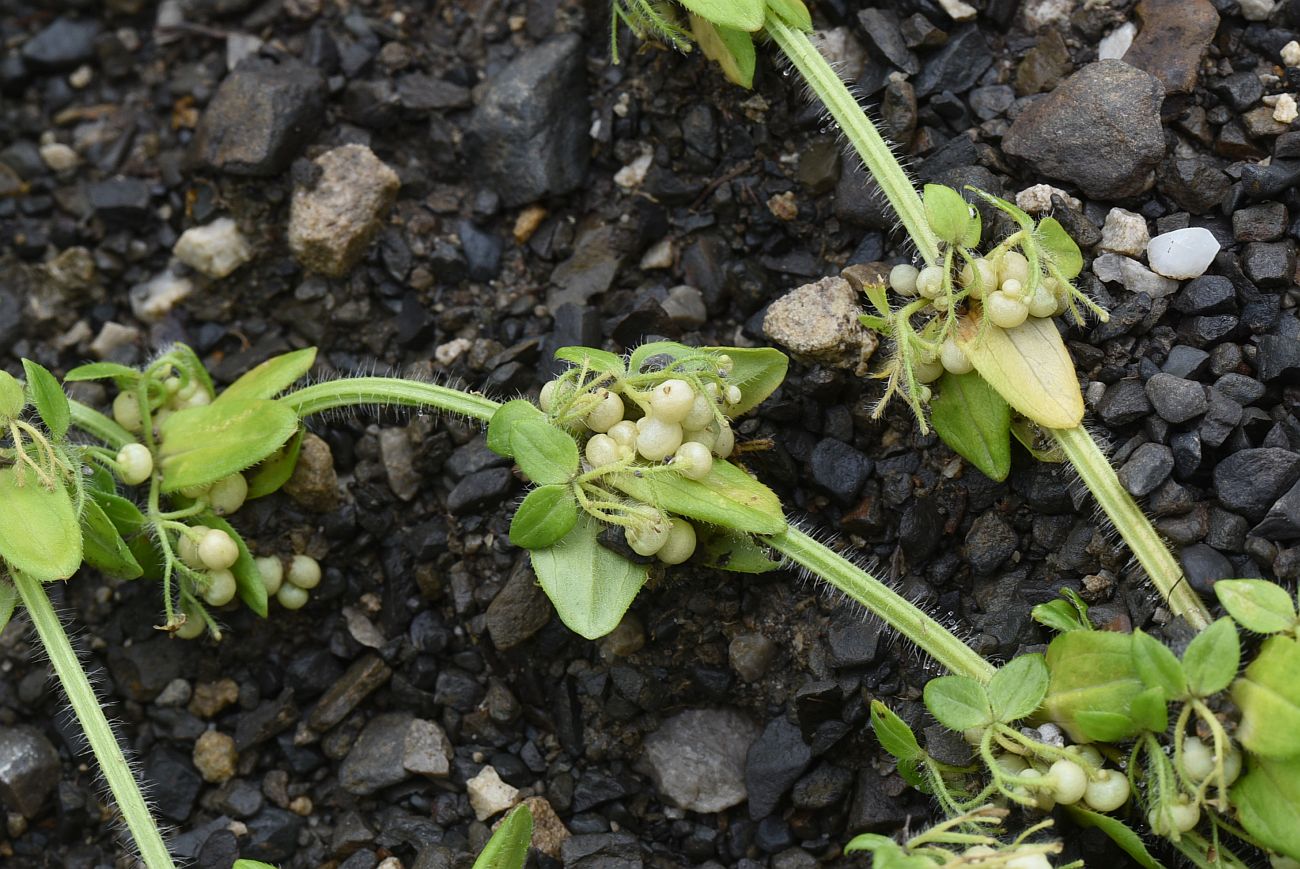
left=198, top=529, right=240, bottom=571
left=1048, top=759, right=1088, bottom=805
left=1180, top=736, right=1215, bottom=782
left=1006, top=854, right=1052, bottom=869
left=208, top=473, right=248, bottom=516
left=287, top=554, right=321, bottom=590
left=713, top=423, right=735, bottom=458
left=585, top=389, right=625, bottom=432
left=889, top=263, right=919, bottom=296
left=636, top=417, right=683, bottom=461
left=1073, top=745, right=1103, bottom=768
left=651, top=379, right=695, bottom=423
left=914, top=359, right=944, bottom=384
left=914, top=384, right=932, bottom=403
left=964, top=846, right=997, bottom=857
left=277, top=582, right=310, bottom=610
left=607, top=420, right=638, bottom=448
left=684, top=393, right=715, bottom=430
left=959, top=258, right=996, bottom=298
left=178, top=526, right=210, bottom=569
left=180, top=389, right=211, bottom=408
left=1018, top=767, right=1055, bottom=811
left=674, top=441, right=713, bottom=480
left=1083, top=769, right=1130, bottom=812
left=998, top=250, right=1030, bottom=285
left=657, top=519, right=697, bottom=565
left=939, top=338, right=973, bottom=374
left=539, top=380, right=559, bottom=412
left=1150, top=798, right=1200, bottom=835
left=116, top=443, right=154, bottom=485
left=585, top=433, right=621, bottom=468
left=1221, top=746, right=1241, bottom=785
left=175, top=610, right=206, bottom=640
left=164, top=376, right=182, bottom=395
left=985, top=290, right=1029, bottom=329
left=682, top=425, right=718, bottom=452
left=1000, top=278, right=1024, bottom=300
left=1270, top=856, right=1300, bottom=869
left=255, top=555, right=283, bottom=595
left=626, top=513, right=670, bottom=556
left=724, top=385, right=743, bottom=406
left=917, top=265, right=946, bottom=299
left=1028, top=284, right=1057, bottom=318
left=995, top=753, right=1030, bottom=775
left=112, top=392, right=143, bottom=432
left=203, top=568, right=237, bottom=606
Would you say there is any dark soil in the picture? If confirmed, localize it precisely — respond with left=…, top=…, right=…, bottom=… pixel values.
left=1, top=0, right=1299, bottom=867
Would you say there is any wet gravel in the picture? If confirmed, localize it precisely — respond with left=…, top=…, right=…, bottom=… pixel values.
left=2, top=0, right=1300, bottom=867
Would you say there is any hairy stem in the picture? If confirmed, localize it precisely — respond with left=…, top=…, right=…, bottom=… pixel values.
left=1051, top=425, right=1212, bottom=631
left=278, top=377, right=501, bottom=422
left=765, top=15, right=941, bottom=267
left=763, top=525, right=995, bottom=682
left=12, top=570, right=176, bottom=869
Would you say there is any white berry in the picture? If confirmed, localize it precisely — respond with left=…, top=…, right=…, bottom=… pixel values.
left=724, top=385, right=743, bottom=406
left=674, top=442, right=713, bottom=480
left=889, top=263, right=919, bottom=296
left=585, top=389, right=624, bottom=432
left=1000, top=278, right=1024, bottom=300
left=959, top=258, right=996, bottom=298
left=255, top=555, right=283, bottom=595
left=585, top=433, right=621, bottom=468
left=539, top=380, right=559, bottom=412
left=939, top=338, right=973, bottom=374
left=1083, top=769, right=1130, bottom=812
left=198, top=529, right=240, bottom=571
left=657, top=519, right=697, bottom=565
left=1006, top=854, right=1052, bottom=869
left=684, top=393, right=716, bottom=429
left=998, top=250, right=1030, bottom=285
left=682, top=425, right=718, bottom=452
left=917, top=265, right=945, bottom=299
left=713, top=423, right=735, bottom=458
left=175, top=610, right=206, bottom=640
left=626, top=513, right=670, bottom=556
left=607, top=419, right=637, bottom=448
left=112, top=392, right=143, bottom=432
left=1180, top=736, right=1214, bottom=782
left=277, top=582, right=310, bottom=610
left=650, top=379, right=695, bottom=423
left=203, top=568, right=237, bottom=606
left=1048, top=759, right=1088, bottom=805
left=636, top=417, right=683, bottom=461
left=178, top=526, right=209, bottom=569
left=1027, top=283, right=1057, bottom=318
left=986, top=290, right=1029, bottom=329
left=914, top=359, right=943, bottom=384
left=287, top=554, right=321, bottom=590
left=1221, top=746, right=1241, bottom=785
left=208, top=473, right=248, bottom=515
left=116, top=443, right=154, bottom=485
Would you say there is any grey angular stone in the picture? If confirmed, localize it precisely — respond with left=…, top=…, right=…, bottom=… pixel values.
left=1119, top=442, right=1174, bottom=496
left=561, top=833, right=642, bottom=869
left=21, top=17, right=100, bottom=70
left=746, top=717, right=812, bottom=819
left=192, top=60, right=326, bottom=176
left=0, top=726, right=59, bottom=817
left=1253, top=479, right=1300, bottom=539
left=1214, top=448, right=1300, bottom=521
left=1179, top=543, right=1233, bottom=595
left=1097, top=378, right=1152, bottom=426
left=1145, top=372, right=1207, bottom=423
left=642, top=709, right=758, bottom=813
left=485, top=556, right=553, bottom=651
left=341, top=713, right=416, bottom=795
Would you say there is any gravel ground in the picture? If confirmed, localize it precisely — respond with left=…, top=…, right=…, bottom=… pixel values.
left=1, top=0, right=1299, bottom=867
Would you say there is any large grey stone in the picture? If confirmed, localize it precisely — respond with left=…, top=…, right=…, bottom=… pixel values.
left=192, top=60, right=326, bottom=176
left=642, top=709, right=759, bottom=813
left=0, top=726, right=59, bottom=817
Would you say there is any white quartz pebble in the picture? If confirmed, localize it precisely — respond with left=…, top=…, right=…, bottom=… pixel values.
left=1099, top=22, right=1137, bottom=60
left=173, top=218, right=253, bottom=279
left=1146, top=227, right=1219, bottom=280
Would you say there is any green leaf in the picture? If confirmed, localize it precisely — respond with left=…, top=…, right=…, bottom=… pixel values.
left=923, top=674, right=993, bottom=731
left=199, top=512, right=268, bottom=618
left=233, top=862, right=280, bottom=869
left=697, top=527, right=782, bottom=573
left=709, top=346, right=788, bottom=415
left=554, top=346, right=626, bottom=376
left=1042, top=630, right=1147, bottom=743
left=510, top=420, right=579, bottom=485
left=1031, top=589, right=1092, bottom=633
left=765, top=0, right=811, bottom=29
left=1036, top=217, right=1083, bottom=280
left=0, top=581, right=16, bottom=638
left=80, top=499, right=143, bottom=580
left=473, top=803, right=533, bottom=869
left=1073, top=710, right=1142, bottom=743
left=63, top=361, right=140, bottom=385
left=0, top=468, right=82, bottom=580
left=923, top=184, right=972, bottom=246
left=92, top=489, right=146, bottom=535
left=127, top=533, right=164, bottom=581
left=1215, top=578, right=1297, bottom=635
left=1231, top=754, right=1300, bottom=860
left=609, top=459, right=785, bottom=535
left=1128, top=686, right=1169, bottom=734
left=217, top=347, right=317, bottom=404
left=22, top=360, right=69, bottom=439
left=530, top=514, right=649, bottom=639
left=1064, top=806, right=1166, bottom=869
left=1182, top=617, right=1239, bottom=697
left=1233, top=634, right=1300, bottom=759
left=930, top=371, right=1011, bottom=481
left=245, top=427, right=304, bottom=499
left=962, top=206, right=983, bottom=248
left=958, top=313, right=1084, bottom=430
left=510, top=485, right=579, bottom=549
left=0, top=371, right=25, bottom=420
left=844, top=836, right=936, bottom=869
left=629, top=341, right=695, bottom=374
left=1132, top=630, right=1187, bottom=699
left=870, top=700, right=927, bottom=789
left=676, top=0, right=764, bottom=31
left=987, top=654, right=1049, bottom=723
left=690, top=15, right=756, bottom=88
left=158, top=399, right=298, bottom=493
left=487, top=399, right=546, bottom=458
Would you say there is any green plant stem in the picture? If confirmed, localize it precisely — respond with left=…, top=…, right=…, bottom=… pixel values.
left=69, top=401, right=132, bottom=450
left=278, top=377, right=500, bottom=422
left=1051, top=425, right=1212, bottom=631
left=763, top=525, right=995, bottom=682
left=765, top=15, right=941, bottom=267
left=11, top=570, right=176, bottom=869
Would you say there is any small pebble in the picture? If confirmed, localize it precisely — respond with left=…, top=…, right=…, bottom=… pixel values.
left=466, top=766, right=520, bottom=821
left=1274, top=93, right=1298, bottom=124
left=172, top=218, right=253, bottom=279
left=1283, top=40, right=1300, bottom=67
left=1098, top=22, right=1136, bottom=60
left=1146, top=227, right=1218, bottom=279
left=1100, top=207, right=1149, bottom=256
left=192, top=731, right=238, bottom=784
left=38, top=142, right=78, bottom=171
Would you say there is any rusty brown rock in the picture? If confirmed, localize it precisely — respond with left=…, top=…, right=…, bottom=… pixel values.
left=1123, top=0, right=1219, bottom=95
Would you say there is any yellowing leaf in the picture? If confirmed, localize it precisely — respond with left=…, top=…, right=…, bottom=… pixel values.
left=689, top=15, right=756, bottom=89
left=678, top=0, right=764, bottom=31
left=610, top=459, right=785, bottom=535
left=216, top=347, right=317, bottom=404
left=0, top=468, right=82, bottom=580
left=957, top=312, right=1083, bottom=429
left=158, top=399, right=298, bottom=493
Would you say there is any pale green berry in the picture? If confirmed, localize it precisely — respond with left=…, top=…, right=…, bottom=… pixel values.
left=1028, top=284, right=1057, bottom=318
left=963, top=846, right=997, bottom=857
left=913, top=384, right=932, bottom=403
left=684, top=393, right=715, bottom=429
left=724, top=385, right=743, bottom=406
left=939, top=338, right=973, bottom=374
left=682, top=425, right=718, bottom=451
left=208, top=473, right=248, bottom=516
left=584, top=389, right=624, bottom=432
left=959, top=258, right=996, bottom=298
left=255, top=555, right=283, bottom=595
left=995, top=753, right=1029, bottom=775
left=174, top=610, right=206, bottom=640
left=998, top=250, right=1030, bottom=285
left=713, top=422, right=735, bottom=458
left=538, top=380, right=559, bottom=412
left=1180, top=736, right=1215, bottom=782
left=287, top=554, right=321, bottom=590
left=1000, top=278, right=1024, bottom=300
left=607, top=419, right=637, bottom=448
left=1083, top=769, right=1130, bottom=812
left=178, top=526, right=211, bottom=570
left=277, top=582, right=310, bottom=610
left=179, top=389, right=211, bottom=409
left=636, top=417, right=683, bottom=461
left=674, top=441, right=713, bottom=480
left=1270, top=855, right=1300, bottom=869
left=585, top=433, right=621, bottom=468
left=1018, top=768, right=1054, bottom=811
left=986, top=290, right=1029, bottom=329
left=889, top=263, right=919, bottom=296
left=1048, top=759, right=1088, bottom=805
left=164, top=375, right=182, bottom=395
left=626, top=512, right=670, bottom=556
left=116, top=443, right=154, bottom=485
left=914, top=359, right=943, bottom=384
left=1006, top=854, right=1052, bottom=869
left=916, top=265, right=945, bottom=299
left=203, top=568, right=237, bottom=606
left=657, top=518, right=697, bottom=565
left=1221, top=746, right=1241, bottom=785
left=176, top=378, right=200, bottom=401
left=716, top=354, right=734, bottom=375
left=1150, top=797, right=1200, bottom=836
left=198, top=528, right=240, bottom=571
left=112, top=392, right=143, bottom=432
left=1073, top=745, right=1103, bottom=769
left=651, top=379, right=695, bottom=423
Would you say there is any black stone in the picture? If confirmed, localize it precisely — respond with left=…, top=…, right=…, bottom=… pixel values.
left=1162, top=345, right=1211, bottom=379
left=809, top=438, right=872, bottom=505
left=1179, top=543, right=1233, bottom=595
left=1256, top=333, right=1300, bottom=381
left=914, top=25, right=992, bottom=96
left=458, top=219, right=502, bottom=281
left=142, top=746, right=202, bottom=822
left=1253, top=479, right=1300, bottom=539
left=445, top=468, right=513, bottom=514
left=964, top=512, right=1018, bottom=575
left=1172, top=275, right=1236, bottom=315
left=1214, top=448, right=1300, bottom=522
left=746, top=717, right=812, bottom=819
left=87, top=178, right=151, bottom=224
left=1145, top=373, right=1207, bottom=424
left=243, top=808, right=304, bottom=863
left=192, top=60, right=326, bottom=176
left=1242, top=241, right=1296, bottom=287
left=1233, top=201, right=1288, bottom=242
left=21, top=17, right=100, bottom=70
left=1119, top=443, right=1174, bottom=497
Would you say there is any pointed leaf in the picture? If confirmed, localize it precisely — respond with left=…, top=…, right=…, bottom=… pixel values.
left=216, top=347, right=317, bottom=404
left=1064, top=806, right=1165, bottom=869
left=158, top=399, right=298, bottom=493
left=22, top=360, right=69, bottom=439
left=1215, top=578, right=1297, bottom=635
left=92, top=489, right=147, bottom=535
left=924, top=184, right=972, bottom=246
left=80, top=499, right=143, bottom=580
left=510, top=420, right=579, bottom=485
left=63, top=361, right=140, bottom=384
left=245, top=427, right=304, bottom=499
left=1036, top=218, right=1083, bottom=280
left=1231, top=754, right=1300, bottom=860
left=690, top=16, right=757, bottom=88
left=1132, top=630, right=1186, bottom=699
left=530, top=514, right=649, bottom=639
left=629, top=341, right=695, bottom=373
left=554, top=346, right=625, bottom=376
left=766, top=0, right=811, bottom=29
left=987, top=654, right=1049, bottom=723
left=958, top=312, right=1084, bottom=429
left=199, top=512, right=268, bottom=618
left=609, top=459, right=785, bottom=535
left=1042, top=630, right=1147, bottom=743
left=0, top=581, right=16, bottom=637
left=1232, top=634, right=1300, bottom=758
left=1182, top=617, right=1239, bottom=697
left=870, top=700, right=927, bottom=788
left=930, top=370, right=1011, bottom=481
left=487, top=399, right=546, bottom=458
left=677, top=0, right=764, bottom=31
left=473, top=803, right=533, bottom=869
left=1128, top=686, right=1169, bottom=734
left=923, top=674, right=993, bottom=731
left=709, top=346, right=788, bottom=415
left=0, top=372, right=24, bottom=420
left=509, top=485, right=579, bottom=549
left=0, top=468, right=82, bottom=580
